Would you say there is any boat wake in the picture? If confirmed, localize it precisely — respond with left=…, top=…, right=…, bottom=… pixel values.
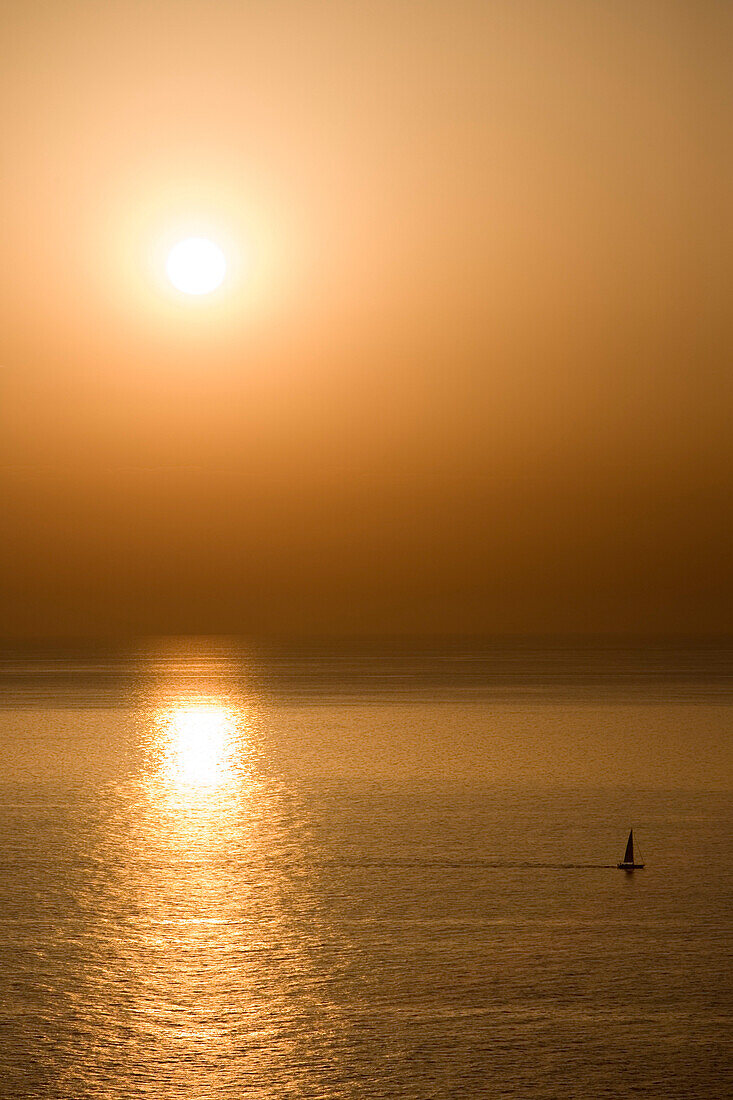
left=325, top=860, right=618, bottom=870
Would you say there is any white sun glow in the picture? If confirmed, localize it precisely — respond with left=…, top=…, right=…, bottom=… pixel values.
left=160, top=702, right=237, bottom=788
left=166, top=236, right=227, bottom=295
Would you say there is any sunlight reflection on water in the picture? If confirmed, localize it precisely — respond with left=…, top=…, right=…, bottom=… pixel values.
left=157, top=701, right=242, bottom=789
left=138, top=640, right=260, bottom=849
left=140, top=690, right=261, bottom=860
left=104, top=680, right=322, bottom=1096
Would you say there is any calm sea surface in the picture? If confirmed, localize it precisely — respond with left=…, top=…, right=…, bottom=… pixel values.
left=0, top=643, right=730, bottom=1098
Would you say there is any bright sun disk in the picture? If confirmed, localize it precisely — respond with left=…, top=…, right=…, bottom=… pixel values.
left=166, top=236, right=227, bottom=295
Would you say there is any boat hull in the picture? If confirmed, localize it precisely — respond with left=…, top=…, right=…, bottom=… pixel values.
left=617, top=862, right=645, bottom=870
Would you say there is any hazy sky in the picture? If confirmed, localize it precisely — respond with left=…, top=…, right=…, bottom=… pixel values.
left=1, top=1, right=731, bottom=638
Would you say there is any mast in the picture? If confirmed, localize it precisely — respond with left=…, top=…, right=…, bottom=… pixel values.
left=623, top=829, right=634, bottom=864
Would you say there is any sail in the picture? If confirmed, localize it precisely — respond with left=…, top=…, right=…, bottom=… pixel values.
left=623, top=830, right=634, bottom=864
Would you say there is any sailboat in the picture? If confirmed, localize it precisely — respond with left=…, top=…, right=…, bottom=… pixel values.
left=617, top=829, right=644, bottom=870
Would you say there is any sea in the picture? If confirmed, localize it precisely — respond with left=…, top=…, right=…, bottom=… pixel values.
left=0, top=639, right=730, bottom=1099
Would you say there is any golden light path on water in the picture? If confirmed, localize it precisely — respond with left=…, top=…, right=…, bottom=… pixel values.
left=125, top=691, right=297, bottom=1091
left=112, top=661, right=351, bottom=1097
left=158, top=701, right=240, bottom=790
left=144, top=694, right=258, bottom=856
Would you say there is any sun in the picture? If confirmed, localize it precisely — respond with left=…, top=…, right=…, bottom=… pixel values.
left=166, top=236, right=227, bottom=295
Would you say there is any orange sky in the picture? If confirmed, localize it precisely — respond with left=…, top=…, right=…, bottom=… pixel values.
left=1, top=0, right=731, bottom=637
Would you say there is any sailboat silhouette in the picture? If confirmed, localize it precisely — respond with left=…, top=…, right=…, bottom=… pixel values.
left=617, top=829, right=645, bottom=871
